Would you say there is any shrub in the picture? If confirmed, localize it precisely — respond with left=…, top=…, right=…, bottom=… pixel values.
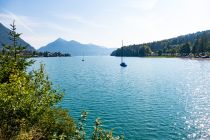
left=0, top=21, right=123, bottom=140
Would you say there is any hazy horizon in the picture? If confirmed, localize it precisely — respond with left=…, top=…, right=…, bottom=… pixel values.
left=1, top=0, right=210, bottom=49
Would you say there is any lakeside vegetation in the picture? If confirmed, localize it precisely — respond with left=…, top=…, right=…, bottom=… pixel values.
left=111, top=30, right=210, bottom=58
left=0, top=50, right=71, bottom=58
left=31, top=51, right=71, bottom=57
left=0, top=22, right=123, bottom=140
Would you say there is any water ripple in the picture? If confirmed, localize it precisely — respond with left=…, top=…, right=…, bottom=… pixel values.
left=33, top=57, right=210, bottom=140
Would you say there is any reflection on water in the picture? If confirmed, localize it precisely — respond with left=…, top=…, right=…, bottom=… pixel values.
left=183, top=60, right=210, bottom=139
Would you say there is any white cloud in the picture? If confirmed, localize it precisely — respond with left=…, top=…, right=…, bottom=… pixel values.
left=0, top=9, right=34, bottom=33
left=53, top=14, right=107, bottom=29
left=123, top=0, right=159, bottom=11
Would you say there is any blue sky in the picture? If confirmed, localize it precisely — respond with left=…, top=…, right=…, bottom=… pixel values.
left=0, top=0, right=210, bottom=49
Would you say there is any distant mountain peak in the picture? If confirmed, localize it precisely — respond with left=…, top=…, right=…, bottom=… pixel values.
left=55, top=38, right=66, bottom=42
left=39, top=38, right=114, bottom=56
left=69, top=40, right=80, bottom=43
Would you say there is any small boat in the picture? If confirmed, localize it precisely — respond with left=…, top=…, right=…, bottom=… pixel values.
left=82, top=53, right=85, bottom=61
left=120, top=40, right=127, bottom=67
left=120, top=62, right=127, bottom=67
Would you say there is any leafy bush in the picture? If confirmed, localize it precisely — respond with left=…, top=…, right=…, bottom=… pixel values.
left=0, top=21, right=123, bottom=140
left=0, top=21, right=75, bottom=139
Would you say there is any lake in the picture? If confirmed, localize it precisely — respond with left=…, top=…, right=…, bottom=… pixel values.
left=32, top=56, right=210, bottom=140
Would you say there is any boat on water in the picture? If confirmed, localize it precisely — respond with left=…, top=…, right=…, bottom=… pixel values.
left=120, top=62, right=127, bottom=67
left=82, top=53, right=85, bottom=61
left=120, top=40, right=127, bottom=67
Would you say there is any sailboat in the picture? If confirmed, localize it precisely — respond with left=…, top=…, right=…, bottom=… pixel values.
left=120, top=40, right=127, bottom=67
left=82, top=52, right=85, bottom=61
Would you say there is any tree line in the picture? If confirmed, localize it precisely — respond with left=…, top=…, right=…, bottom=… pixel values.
left=111, top=30, right=210, bottom=57
left=0, top=49, right=71, bottom=57
left=32, top=51, right=71, bottom=57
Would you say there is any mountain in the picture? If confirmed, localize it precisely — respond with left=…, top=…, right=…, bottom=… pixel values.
left=38, top=38, right=115, bottom=56
left=111, top=30, right=210, bottom=57
left=0, top=23, right=35, bottom=51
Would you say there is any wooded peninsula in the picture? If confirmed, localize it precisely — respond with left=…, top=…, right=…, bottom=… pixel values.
left=111, top=30, right=210, bottom=58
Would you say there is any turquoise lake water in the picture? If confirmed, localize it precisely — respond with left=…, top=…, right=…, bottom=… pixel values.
left=32, top=56, right=210, bottom=140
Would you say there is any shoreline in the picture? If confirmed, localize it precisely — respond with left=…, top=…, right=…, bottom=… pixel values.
left=112, top=55, right=210, bottom=60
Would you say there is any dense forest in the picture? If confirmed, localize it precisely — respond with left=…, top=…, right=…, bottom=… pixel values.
left=111, top=30, right=210, bottom=57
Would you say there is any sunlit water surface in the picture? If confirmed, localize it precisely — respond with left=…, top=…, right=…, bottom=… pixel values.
left=32, top=56, right=210, bottom=140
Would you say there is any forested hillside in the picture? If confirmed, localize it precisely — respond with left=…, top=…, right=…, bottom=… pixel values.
left=111, top=30, right=210, bottom=57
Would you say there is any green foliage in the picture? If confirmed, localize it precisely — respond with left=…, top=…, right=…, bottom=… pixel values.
left=112, top=45, right=152, bottom=57
left=170, top=48, right=177, bottom=56
left=179, top=43, right=191, bottom=56
left=74, top=112, right=123, bottom=140
left=75, top=111, right=88, bottom=140
left=0, top=21, right=123, bottom=140
left=158, top=50, right=162, bottom=56
left=144, top=45, right=152, bottom=56
left=31, top=51, right=71, bottom=57
left=111, top=30, right=210, bottom=57
left=92, top=118, right=124, bottom=140
left=0, top=21, right=34, bottom=83
left=0, top=50, right=76, bottom=139
left=0, top=21, right=75, bottom=139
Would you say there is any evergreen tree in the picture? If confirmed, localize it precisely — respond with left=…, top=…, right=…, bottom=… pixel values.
left=192, top=39, right=199, bottom=56
left=179, top=43, right=191, bottom=56
left=0, top=21, right=33, bottom=83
